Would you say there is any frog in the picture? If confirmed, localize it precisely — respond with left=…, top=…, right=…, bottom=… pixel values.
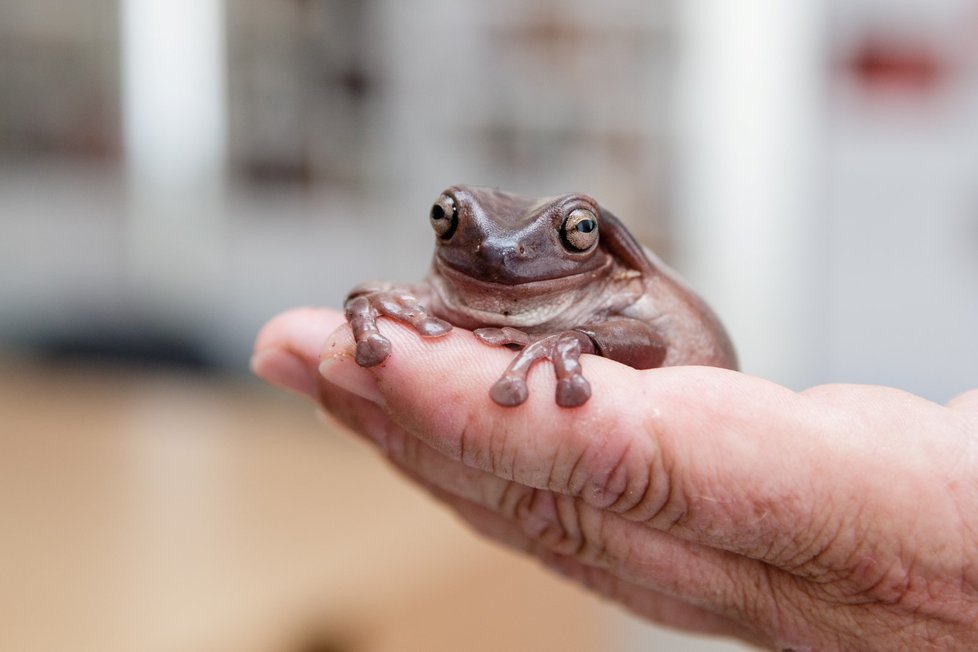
left=344, top=185, right=737, bottom=408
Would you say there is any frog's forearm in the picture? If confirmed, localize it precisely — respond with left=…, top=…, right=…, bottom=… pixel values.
left=578, top=318, right=667, bottom=370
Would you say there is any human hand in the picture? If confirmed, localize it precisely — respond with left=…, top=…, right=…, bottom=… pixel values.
left=252, top=307, right=978, bottom=650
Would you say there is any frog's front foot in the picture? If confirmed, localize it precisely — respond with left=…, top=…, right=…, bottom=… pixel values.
left=344, top=289, right=451, bottom=367
left=474, top=328, right=596, bottom=408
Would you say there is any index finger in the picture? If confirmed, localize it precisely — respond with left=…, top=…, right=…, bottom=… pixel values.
left=319, top=318, right=831, bottom=564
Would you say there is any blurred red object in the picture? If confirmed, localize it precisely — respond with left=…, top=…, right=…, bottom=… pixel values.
left=846, top=38, right=948, bottom=94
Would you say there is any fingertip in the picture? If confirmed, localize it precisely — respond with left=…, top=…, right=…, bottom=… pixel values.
left=250, top=348, right=318, bottom=400
left=318, top=355, right=385, bottom=406
left=251, top=306, right=347, bottom=399
left=253, top=306, right=345, bottom=358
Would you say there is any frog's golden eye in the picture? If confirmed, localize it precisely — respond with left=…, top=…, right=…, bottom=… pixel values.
left=561, top=208, right=599, bottom=251
left=430, top=194, right=458, bottom=239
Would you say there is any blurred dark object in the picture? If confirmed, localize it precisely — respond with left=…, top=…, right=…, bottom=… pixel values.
left=0, top=1, right=121, bottom=160
left=27, top=326, right=214, bottom=371
left=227, top=0, right=378, bottom=189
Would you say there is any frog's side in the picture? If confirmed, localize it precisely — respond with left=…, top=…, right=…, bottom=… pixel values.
left=344, top=185, right=737, bottom=408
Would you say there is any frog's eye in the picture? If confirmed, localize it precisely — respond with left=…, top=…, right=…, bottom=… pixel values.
left=561, top=208, right=599, bottom=251
left=430, top=194, right=458, bottom=239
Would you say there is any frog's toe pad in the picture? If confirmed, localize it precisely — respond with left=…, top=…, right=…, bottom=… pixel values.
left=355, top=334, right=391, bottom=367
left=556, top=376, right=591, bottom=407
left=417, top=318, right=452, bottom=337
left=490, top=376, right=529, bottom=407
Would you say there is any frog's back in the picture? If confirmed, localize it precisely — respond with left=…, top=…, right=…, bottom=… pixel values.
left=598, top=208, right=737, bottom=369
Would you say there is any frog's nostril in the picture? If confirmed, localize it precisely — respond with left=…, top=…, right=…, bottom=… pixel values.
left=516, top=243, right=526, bottom=256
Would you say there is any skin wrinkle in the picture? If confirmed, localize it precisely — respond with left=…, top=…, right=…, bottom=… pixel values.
left=561, top=492, right=595, bottom=560
left=762, top=567, right=836, bottom=650
left=745, top=487, right=802, bottom=562
left=644, top=441, right=689, bottom=534
left=619, top=453, right=662, bottom=524
left=886, top=556, right=978, bottom=627
left=518, top=488, right=590, bottom=559
left=513, top=487, right=550, bottom=541
left=829, top=503, right=961, bottom=617
left=579, top=506, right=778, bottom=631
left=618, top=421, right=673, bottom=526
left=496, top=476, right=531, bottom=520
left=613, top=524, right=706, bottom=599
left=682, top=549, right=780, bottom=633
left=608, top=439, right=653, bottom=515
left=567, top=408, right=686, bottom=536
left=485, top=413, right=500, bottom=477
left=779, top=502, right=851, bottom=581
left=545, top=439, right=564, bottom=494
left=563, top=431, right=597, bottom=496
left=532, top=540, right=770, bottom=645
left=585, top=437, right=634, bottom=510
left=503, top=470, right=781, bottom=632
left=503, top=426, right=522, bottom=484
left=581, top=500, right=608, bottom=564
left=414, top=470, right=755, bottom=644
left=755, top=563, right=786, bottom=640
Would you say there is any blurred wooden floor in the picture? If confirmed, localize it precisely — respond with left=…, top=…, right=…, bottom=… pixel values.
left=0, top=359, right=627, bottom=652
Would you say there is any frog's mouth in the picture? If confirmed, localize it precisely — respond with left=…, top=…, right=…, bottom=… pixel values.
left=429, top=257, right=613, bottom=329
left=434, top=256, right=613, bottom=295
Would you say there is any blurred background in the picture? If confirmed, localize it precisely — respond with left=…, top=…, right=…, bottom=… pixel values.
left=1, top=0, right=977, bottom=651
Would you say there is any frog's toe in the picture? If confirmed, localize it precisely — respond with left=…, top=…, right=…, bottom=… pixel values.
left=355, top=333, right=391, bottom=367
left=473, top=328, right=507, bottom=346
left=473, top=327, right=530, bottom=348
left=490, top=376, right=529, bottom=407
left=417, top=317, right=452, bottom=337
left=556, top=375, right=591, bottom=407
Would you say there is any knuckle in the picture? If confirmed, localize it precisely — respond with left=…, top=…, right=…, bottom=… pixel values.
left=624, top=439, right=690, bottom=531
left=578, top=441, right=635, bottom=510
left=644, top=443, right=690, bottom=530
left=564, top=419, right=689, bottom=531
left=499, top=483, right=606, bottom=561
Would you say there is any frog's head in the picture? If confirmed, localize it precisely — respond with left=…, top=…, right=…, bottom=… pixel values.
left=428, top=185, right=611, bottom=287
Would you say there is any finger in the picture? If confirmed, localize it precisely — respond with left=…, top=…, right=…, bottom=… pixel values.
left=414, top=475, right=771, bottom=647
left=317, top=318, right=844, bottom=568
left=947, top=388, right=978, bottom=415
left=251, top=307, right=346, bottom=399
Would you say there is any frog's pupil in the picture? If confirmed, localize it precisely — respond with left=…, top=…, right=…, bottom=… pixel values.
left=431, top=204, right=445, bottom=221
left=576, top=220, right=596, bottom=233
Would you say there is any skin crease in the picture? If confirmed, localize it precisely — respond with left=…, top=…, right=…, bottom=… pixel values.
left=252, top=307, right=978, bottom=651
left=344, top=186, right=737, bottom=407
